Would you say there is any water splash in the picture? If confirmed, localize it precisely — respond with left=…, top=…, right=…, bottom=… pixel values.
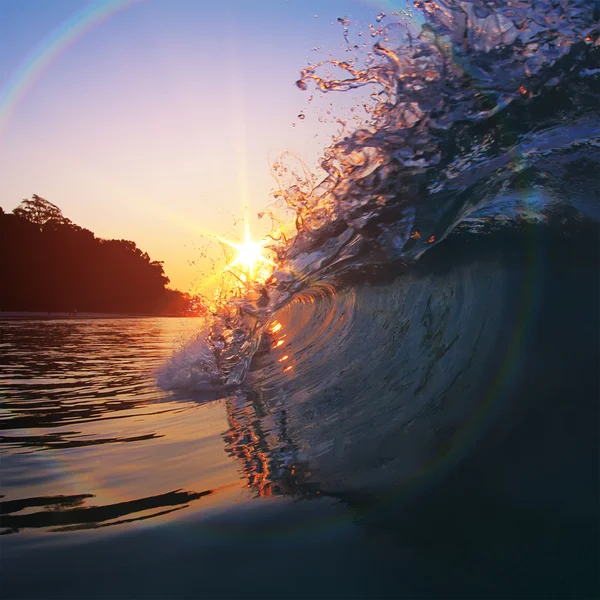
left=170, top=0, right=599, bottom=389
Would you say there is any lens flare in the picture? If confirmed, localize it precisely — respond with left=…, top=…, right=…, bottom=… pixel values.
left=221, top=222, right=275, bottom=283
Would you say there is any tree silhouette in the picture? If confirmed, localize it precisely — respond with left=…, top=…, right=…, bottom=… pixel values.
left=12, top=195, right=70, bottom=227
left=0, top=196, right=197, bottom=315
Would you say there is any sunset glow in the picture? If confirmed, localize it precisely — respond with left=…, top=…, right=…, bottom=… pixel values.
left=221, top=222, right=275, bottom=282
left=0, top=0, right=376, bottom=293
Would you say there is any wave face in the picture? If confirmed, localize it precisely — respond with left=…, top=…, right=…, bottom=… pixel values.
left=180, top=0, right=599, bottom=386
left=226, top=220, right=597, bottom=491
left=221, top=223, right=598, bottom=598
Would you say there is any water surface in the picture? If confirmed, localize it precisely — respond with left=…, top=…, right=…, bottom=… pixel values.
left=2, top=229, right=598, bottom=598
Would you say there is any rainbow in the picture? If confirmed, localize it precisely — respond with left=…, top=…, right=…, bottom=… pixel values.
left=0, top=0, right=142, bottom=137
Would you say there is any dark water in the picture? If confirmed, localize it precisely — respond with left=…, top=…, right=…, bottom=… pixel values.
left=1, top=223, right=598, bottom=598
left=3, top=1, right=600, bottom=597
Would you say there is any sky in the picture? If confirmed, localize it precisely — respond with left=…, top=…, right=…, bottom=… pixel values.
left=0, top=0, right=408, bottom=293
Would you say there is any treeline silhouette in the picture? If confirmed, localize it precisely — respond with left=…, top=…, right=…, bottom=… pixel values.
left=1, top=195, right=196, bottom=315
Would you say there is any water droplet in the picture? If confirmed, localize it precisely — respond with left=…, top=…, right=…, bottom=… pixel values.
left=376, top=12, right=386, bottom=22
left=292, top=123, right=296, bottom=127
left=298, top=113, right=305, bottom=120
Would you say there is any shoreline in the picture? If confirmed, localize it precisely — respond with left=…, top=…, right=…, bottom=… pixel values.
left=0, top=312, right=195, bottom=320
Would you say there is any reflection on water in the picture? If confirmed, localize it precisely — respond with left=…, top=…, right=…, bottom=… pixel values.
left=0, top=318, right=247, bottom=535
left=0, top=489, right=212, bottom=534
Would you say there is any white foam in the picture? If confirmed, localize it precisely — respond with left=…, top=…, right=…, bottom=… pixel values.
left=156, top=327, right=222, bottom=392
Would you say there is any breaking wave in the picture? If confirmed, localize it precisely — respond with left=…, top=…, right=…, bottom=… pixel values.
left=161, top=0, right=599, bottom=390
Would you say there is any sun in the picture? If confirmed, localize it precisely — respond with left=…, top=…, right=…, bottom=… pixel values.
left=231, top=236, right=265, bottom=272
left=220, top=222, right=275, bottom=282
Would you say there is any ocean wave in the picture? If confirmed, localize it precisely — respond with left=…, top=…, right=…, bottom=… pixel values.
left=225, top=219, right=599, bottom=497
left=163, top=0, right=599, bottom=391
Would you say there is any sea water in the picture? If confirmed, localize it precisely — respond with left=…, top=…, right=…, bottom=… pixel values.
left=2, top=0, right=599, bottom=597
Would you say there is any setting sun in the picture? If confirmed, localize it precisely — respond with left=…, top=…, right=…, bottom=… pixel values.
left=220, top=222, right=275, bottom=282
left=231, top=237, right=265, bottom=272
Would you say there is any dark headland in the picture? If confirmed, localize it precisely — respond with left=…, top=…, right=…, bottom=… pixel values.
left=0, top=195, right=201, bottom=317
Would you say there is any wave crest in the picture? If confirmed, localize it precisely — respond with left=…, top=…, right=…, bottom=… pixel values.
left=164, top=0, right=600, bottom=389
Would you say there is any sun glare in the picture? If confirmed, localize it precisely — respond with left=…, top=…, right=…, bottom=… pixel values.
left=220, top=222, right=275, bottom=282
left=231, top=237, right=264, bottom=271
